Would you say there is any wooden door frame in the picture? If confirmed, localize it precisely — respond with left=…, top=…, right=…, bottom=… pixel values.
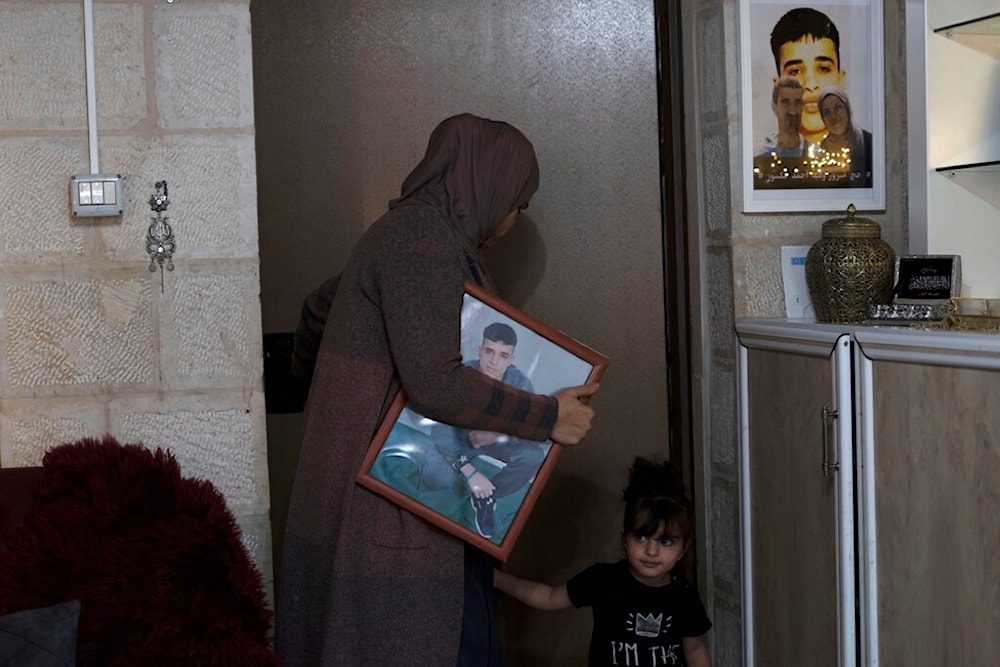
left=654, top=1, right=695, bottom=510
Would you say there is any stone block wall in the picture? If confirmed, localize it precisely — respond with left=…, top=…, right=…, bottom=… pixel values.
left=0, top=1, right=270, bottom=590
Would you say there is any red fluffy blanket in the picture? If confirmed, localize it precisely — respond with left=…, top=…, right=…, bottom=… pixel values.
left=0, top=436, right=280, bottom=666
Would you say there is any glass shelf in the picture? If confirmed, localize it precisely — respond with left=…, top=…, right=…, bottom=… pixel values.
left=934, top=12, right=1000, bottom=60
left=935, top=160, right=1000, bottom=209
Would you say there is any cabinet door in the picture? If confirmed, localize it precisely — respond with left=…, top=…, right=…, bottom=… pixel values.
left=866, top=358, right=1000, bottom=666
left=742, top=345, right=840, bottom=666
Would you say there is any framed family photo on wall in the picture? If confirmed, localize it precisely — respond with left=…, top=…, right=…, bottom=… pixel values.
left=740, top=0, right=886, bottom=212
left=357, top=281, right=608, bottom=561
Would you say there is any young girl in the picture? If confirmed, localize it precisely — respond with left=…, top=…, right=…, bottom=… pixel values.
left=495, top=457, right=712, bottom=666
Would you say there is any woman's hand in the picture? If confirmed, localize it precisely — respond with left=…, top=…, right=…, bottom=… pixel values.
left=550, top=383, right=599, bottom=445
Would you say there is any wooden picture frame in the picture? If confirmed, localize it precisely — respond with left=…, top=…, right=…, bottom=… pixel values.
left=356, top=281, right=608, bottom=561
left=740, top=0, right=886, bottom=212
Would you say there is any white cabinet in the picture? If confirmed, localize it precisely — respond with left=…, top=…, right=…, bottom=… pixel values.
left=737, top=322, right=855, bottom=667
left=737, top=319, right=1000, bottom=666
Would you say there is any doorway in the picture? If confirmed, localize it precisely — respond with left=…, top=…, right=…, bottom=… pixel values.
left=251, top=1, right=690, bottom=661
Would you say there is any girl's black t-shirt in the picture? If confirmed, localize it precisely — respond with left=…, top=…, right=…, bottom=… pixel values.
left=567, top=559, right=712, bottom=666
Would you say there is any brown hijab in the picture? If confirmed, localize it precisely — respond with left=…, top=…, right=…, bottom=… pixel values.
left=389, top=113, right=540, bottom=256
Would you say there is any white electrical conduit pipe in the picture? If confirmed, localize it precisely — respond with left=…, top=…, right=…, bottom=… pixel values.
left=83, top=0, right=99, bottom=173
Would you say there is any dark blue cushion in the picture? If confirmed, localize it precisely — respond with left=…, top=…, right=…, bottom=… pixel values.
left=0, top=600, right=79, bottom=667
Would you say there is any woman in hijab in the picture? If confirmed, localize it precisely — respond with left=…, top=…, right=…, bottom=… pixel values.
left=276, top=113, right=600, bottom=667
left=818, top=86, right=873, bottom=187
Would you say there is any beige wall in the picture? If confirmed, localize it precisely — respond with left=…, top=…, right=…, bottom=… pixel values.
left=252, top=1, right=669, bottom=663
left=0, top=0, right=271, bottom=592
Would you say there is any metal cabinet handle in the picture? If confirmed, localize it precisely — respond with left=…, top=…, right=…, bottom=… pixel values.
left=821, top=405, right=840, bottom=476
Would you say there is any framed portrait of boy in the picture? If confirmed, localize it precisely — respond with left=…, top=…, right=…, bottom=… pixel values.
left=356, top=281, right=608, bottom=561
left=740, top=0, right=886, bottom=212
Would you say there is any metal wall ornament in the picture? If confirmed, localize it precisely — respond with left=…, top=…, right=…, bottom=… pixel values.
left=147, top=180, right=176, bottom=292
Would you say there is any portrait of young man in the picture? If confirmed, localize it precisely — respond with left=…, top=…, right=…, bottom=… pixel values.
left=743, top=0, right=882, bottom=201
left=363, top=297, right=599, bottom=550
left=770, top=6, right=848, bottom=145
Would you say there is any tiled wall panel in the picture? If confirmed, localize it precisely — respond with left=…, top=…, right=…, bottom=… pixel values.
left=1, top=274, right=155, bottom=395
left=97, top=136, right=260, bottom=262
left=113, top=391, right=267, bottom=510
left=0, top=4, right=145, bottom=131
left=0, top=139, right=90, bottom=261
left=0, top=402, right=108, bottom=467
left=154, top=3, right=255, bottom=129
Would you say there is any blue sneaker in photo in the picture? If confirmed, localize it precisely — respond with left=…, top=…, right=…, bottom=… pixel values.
left=471, top=496, right=496, bottom=538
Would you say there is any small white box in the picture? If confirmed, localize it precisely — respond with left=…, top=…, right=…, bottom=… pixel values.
left=781, top=245, right=815, bottom=319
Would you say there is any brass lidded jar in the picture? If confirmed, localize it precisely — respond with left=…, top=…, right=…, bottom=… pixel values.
left=805, top=204, right=895, bottom=323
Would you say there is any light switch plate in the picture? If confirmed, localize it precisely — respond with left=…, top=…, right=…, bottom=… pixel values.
left=70, top=173, right=123, bottom=217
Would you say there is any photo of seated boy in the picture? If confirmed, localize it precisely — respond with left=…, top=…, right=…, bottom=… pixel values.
left=370, top=321, right=550, bottom=544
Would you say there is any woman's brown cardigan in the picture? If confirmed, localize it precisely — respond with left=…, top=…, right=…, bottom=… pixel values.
left=276, top=205, right=557, bottom=666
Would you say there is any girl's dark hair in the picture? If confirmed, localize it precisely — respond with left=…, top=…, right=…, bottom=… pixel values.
left=622, top=457, right=693, bottom=546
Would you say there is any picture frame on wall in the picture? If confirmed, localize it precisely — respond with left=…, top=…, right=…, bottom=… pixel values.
left=356, top=281, right=608, bottom=561
left=740, top=0, right=886, bottom=212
